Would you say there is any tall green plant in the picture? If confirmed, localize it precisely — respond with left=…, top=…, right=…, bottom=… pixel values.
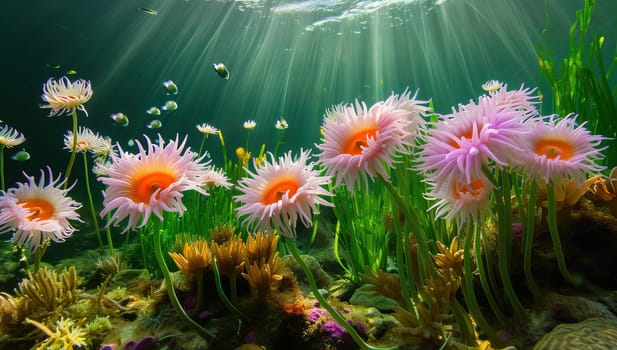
left=537, top=0, right=617, bottom=165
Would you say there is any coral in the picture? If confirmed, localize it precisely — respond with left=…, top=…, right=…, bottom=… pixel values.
left=82, top=315, right=113, bottom=346
left=211, top=236, right=245, bottom=278
left=533, top=317, right=617, bottom=350
left=244, top=231, right=278, bottom=264
left=432, top=238, right=464, bottom=276
left=15, top=266, right=81, bottom=316
left=122, top=336, right=157, bottom=350
left=96, top=253, right=125, bottom=277
left=0, top=292, right=28, bottom=327
left=536, top=178, right=588, bottom=211
left=392, top=268, right=461, bottom=346
left=25, top=317, right=87, bottom=350
left=241, top=251, right=289, bottom=301
left=209, top=224, right=237, bottom=245
left=586, top=166, right=617, bottom=216
left=359, top=269, right=406, bottom=308
left=169, top=239, right=212, bottom=275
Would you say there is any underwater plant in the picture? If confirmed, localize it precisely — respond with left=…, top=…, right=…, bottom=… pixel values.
left=537, top=0, right=617, bottom=166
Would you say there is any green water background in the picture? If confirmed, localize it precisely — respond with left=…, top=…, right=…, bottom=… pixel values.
left=0, top=0, right=615, bottom=255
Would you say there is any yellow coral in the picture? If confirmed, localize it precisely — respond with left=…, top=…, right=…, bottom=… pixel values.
left=15, top=266, right=81, bottom=314
left=537, top=179, right=587, bottom=210
left=244, top=231, right=278, bottom=264
left=241, top=252, right=288, bottom=300
left=26, top=317, right=87, bottom=350
left=212, top=236, right=246, bottom=278
left=359, top=269, right=406, bottom=308
left=169, top=239, right=212, bottom=275
left=433, top=238, right=464, bottom=276
left=209, top=224, right=237, bottom=245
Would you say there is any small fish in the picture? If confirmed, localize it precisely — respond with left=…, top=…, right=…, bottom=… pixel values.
left=139, top=7, right=158, bottom=15
left=11, top=149, right=30, bottom=162
left=163, top=80, right=178, bottom=95
left=110, top=112, right=129, bottom=127
left=147, top=119, right=163, bottom=129
left=46, top=63, right=61, bottom=69
left=127, top=139, right=135, bottom=147
left=212, top=62, right=230, bottom=80
left=161, top=100, right=178, bottom=111
left=146, top=106, right=161, bottom=115
left=66, top=69, right=77, bottom=75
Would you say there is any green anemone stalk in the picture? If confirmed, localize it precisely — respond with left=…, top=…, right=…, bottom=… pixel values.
left=152, top=219, right=215, bottom=342
left=283, top=236, right=398, bottom=350
left=0, top=144, right=5, bottom=191
left=523, top=181, right=540, bottom=298
left=63, top=111, right=78, bottom=189
left=461, top=230, right=496, bottom=343
left=211, top=257, right=244, bottom=319
left=81, top=152, right=105, bottom=251
left=546, top=184, right=583, bottom=285
left=198, top=133, right=208, bottom=158
left=495, top=172, right=526, bottom=319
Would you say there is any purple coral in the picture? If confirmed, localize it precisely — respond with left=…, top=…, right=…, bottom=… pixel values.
left=322, top=320, right=347, bottom=339
left=308, top=308, right=328, bottom=322
left=122, top=336, right=157, bottom=350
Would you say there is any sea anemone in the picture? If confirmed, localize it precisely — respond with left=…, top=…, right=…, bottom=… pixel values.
left=425, top=174, right=494, bottom=229
left=97, top=134, right=210, bottom=233
left=196, top=123, right=219, bottom=135
left=416, top=96, right=530, bottom=187
left=234, top=149, right=333, bottom=238
left=316, top=100, right=411, bottom=192
left=0, top=167, right=82, bottom=251
left=200, top=168, right=232, bottom=189
left=40, top=76, right=93, bottom=117
left=516, top=114, right=606, bottom=185
left=488, top=83, right=540, bottom=113
left=243, top=120, right=256, bottom=129
left=377, top=88, right=431, bottom=145
left=0, top=124, right=26, bottom=147
left=63, top=126, right=109, bottom=154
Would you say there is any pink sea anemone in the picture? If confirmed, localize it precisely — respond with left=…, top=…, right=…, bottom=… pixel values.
left=97, top=134, right=210, bottom=233
left=425, top=174, right=494, bottom=228
left=0, top=167, right=82, bottom=251
left=516, top=114, right=606, bottom=185
left=234, top=149, right=333, bottom=238
left=416, top=96, right=530, bottom=187
left=316, top=100, right=412, bottom=192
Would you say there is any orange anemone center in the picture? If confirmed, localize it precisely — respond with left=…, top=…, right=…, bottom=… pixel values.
left=342, top=126, right=378, bottom=155
left=449, top=129, right=474, bottom=148
left=451, top=178, right=485, bottom=200
left=131, top=172, right=176, bottom=204
left=534, top=139, right=574, bottom=160
left=261, top=176, right=300, bottom=205
left=18, top=198, right=54, bottom=220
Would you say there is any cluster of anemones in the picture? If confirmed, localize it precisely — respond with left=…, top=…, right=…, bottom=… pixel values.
left=416, top=81, right=606, bottom=228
